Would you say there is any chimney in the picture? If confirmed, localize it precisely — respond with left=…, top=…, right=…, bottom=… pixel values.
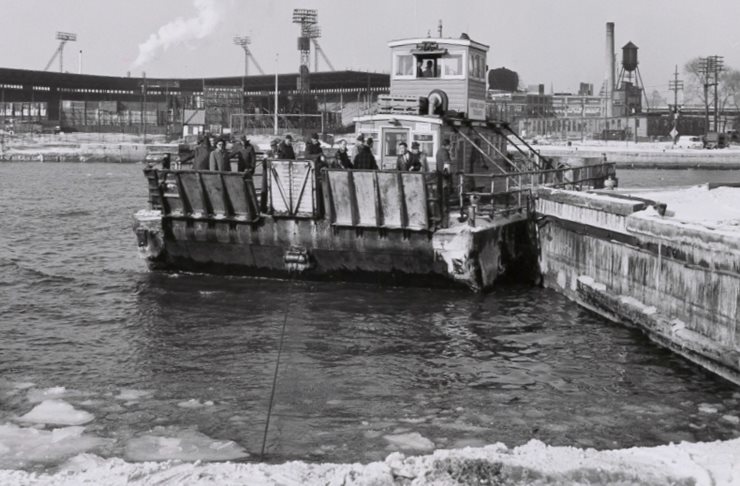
left=78, top=50, right=82, bottom=75
left=606, top=22, right=615, bottom=118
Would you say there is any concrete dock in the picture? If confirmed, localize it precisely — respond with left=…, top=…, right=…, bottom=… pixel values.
left=536, top=184, right=740, bottom=384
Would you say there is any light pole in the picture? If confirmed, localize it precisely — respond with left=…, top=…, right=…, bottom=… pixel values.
left=233, top=36, right=251, bottom=112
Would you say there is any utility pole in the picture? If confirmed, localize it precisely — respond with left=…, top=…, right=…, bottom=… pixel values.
left=710, top=55, right=724, bottom=131
left=699, top=55, right=723, bottom=132
left=668, top=65, right=683, bottom=143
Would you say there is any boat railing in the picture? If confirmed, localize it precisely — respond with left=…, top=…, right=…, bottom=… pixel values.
left=144, top=161, right=615, bottom=229
left=450, top=162, right=617, bottom=218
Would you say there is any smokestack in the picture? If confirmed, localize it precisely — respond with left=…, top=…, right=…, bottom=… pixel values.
left=606, top=22, right=615, bottom=118
left=78, top=50, right=82, bottom=74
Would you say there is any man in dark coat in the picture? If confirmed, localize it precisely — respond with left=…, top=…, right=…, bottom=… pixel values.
left=180, top=137, right=211, bottom=170
left=208, top=138, right=231, bottom=171
left=276, top=134, right=296, bottom=159
left=436, top=138, right=452, bottom=174
left=161, top=153, right=172, bottom=170
left=335, top=139, right=353, bottom=169
left=305, top=132, right=327, bottom=170
left=353, top=137, right=378, bottom=170
left=396, top=142, right=410, bottom=171
left=231, top=135, right=256, bottom=175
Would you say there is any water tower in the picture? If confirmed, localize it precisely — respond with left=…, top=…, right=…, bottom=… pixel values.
left=614, top=41, right=648, bottom=115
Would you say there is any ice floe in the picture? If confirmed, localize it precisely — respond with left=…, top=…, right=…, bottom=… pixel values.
left=177, top=398, right=214, bottom=409
left=124, top=427, right=249, bottom=462
left=0, top=423, right=110, bottom=469
left=383, top=432, right=435, bottom=451
left=16, top=399, right=94, bottom=426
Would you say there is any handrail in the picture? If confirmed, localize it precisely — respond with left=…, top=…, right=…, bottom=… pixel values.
left=451, top=162, right=616, bottom=221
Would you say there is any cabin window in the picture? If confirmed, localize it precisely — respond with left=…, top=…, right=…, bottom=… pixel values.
left=384, top=131, right=408, bottom=156
left=469, top=52, right=486, bottom=80
left=440, top=54, right=464, bottom=78
left=393, top=54, right=415, bottom=79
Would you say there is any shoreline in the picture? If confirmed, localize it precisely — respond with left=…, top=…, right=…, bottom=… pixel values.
left=2, top=437, right=738, bottom=485
left=535, top=141, right=740, bottom=169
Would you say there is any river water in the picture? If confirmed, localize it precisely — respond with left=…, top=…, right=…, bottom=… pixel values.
left=0, top=162, right=739, bottom=470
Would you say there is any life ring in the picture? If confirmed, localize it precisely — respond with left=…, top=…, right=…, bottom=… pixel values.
left=427, top=89, right=448, bottom=115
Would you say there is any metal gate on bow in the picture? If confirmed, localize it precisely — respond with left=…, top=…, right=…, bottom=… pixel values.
left=268, top=160, right=317, bottom=218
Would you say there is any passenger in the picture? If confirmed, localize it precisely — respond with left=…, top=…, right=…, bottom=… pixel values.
left=436, top=138, right=452, bottom=174
left=350, top=133, right=365, bottom=159
left=161, top=153, right=171, bottom=170
left=396, top=142, right=410, bottom=171
left=231, top=135, right=256, bottom=175
left=305, top=132, right=327, bottom=170
left=408, top=141, right=428, bottom=172
left=186, top=137, right=211, bottom=170
left=269, top=138, right=280, bottom=158
left=353, top=136, right=378, bottom=170
left=335, top=139, right=353, bottom=169
left=421, top=60, right=435, bottom=78
left=276, top=134, right=296, bottom=159
left=209, top=138, right=231, bottom=171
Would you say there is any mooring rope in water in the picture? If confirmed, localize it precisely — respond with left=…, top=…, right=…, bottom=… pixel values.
left=260, top=282, right=292, bottom=460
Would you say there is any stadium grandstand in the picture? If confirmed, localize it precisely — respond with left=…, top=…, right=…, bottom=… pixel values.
left=0, top=67, right=390, bottom=139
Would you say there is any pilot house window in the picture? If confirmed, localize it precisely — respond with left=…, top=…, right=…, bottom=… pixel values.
left=441, top=55, right=463, bottom=77
left=394, top=54, right=415, bottom=77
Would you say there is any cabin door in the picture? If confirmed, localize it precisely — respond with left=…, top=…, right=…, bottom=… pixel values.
left=380, top=128, right=410, bottom=170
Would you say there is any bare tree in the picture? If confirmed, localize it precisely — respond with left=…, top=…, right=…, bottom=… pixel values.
left=684, top=57, right=740, bottom=130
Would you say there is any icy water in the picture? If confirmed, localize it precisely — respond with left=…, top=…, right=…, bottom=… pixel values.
left=0, top=163, right=739, bottom=471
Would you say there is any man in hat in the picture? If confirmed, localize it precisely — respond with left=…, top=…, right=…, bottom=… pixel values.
left=209, top=138, right=231, bottom=171
left=179, top=136, right=211, bottom=171
left=231, top=135, right=256, bottom=175
left=305, top=132, right=327, bottom=170
left=407, top=141, right=428, bottom=172
left=350, top=133, right=365, bottom=159
left=335, top=138, right=353, bottom=169
left=353, top=136, right=378, bottom=170
left=436, top=138, right=452, bottom=174
left=269, top=138, right=280, bottom=158
left=396, top=142, right=410, bottom=171
left=276, top=134, right=296, bottom=159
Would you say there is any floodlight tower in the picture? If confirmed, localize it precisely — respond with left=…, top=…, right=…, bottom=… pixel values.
left=292, top=8, right=317, bottom=92
left=44, top=32, right=77, bottom=72
left=233, top=36, right=265, bottom=76
left=305, top=24, right=335, bottom=72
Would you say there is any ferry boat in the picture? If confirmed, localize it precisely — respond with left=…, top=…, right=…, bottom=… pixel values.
left=133, top=33, right=614, bottom=290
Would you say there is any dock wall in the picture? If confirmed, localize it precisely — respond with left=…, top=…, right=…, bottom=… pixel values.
left=536, top=187, right=740, bottom=384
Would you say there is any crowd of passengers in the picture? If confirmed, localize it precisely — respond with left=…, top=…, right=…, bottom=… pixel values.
left=163, top=132, right=452, bottom=175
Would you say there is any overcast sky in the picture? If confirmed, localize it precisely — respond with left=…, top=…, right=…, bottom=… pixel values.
left=2, top=0, right=739, bottom=97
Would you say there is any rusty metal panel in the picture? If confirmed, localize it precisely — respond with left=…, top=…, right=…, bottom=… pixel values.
left=327, top=171, right=355, bottom=226
left=401, top=173, right=428, bottom=230
left=178, top=172, right=207, bottom=217
left=200, top=173, right=227, bottom=218
left=222, top=175, right=259, bottom=221
left=352, top=171, right=378, bottom=227
left=376, top=172, right=404, bottom=229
